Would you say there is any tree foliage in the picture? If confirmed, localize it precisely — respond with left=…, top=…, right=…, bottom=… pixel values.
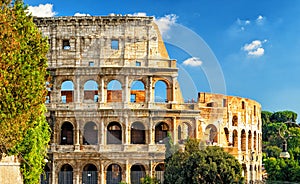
left=164, top=139, right=244, bottom=184
left=0, top=0, right=50, bottom=183
left=262, top=110, right=300, bottom=182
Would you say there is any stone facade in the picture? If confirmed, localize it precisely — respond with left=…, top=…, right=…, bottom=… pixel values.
left=0, top=155, right=23, bottom=184
left=34, top=15, right=262, bottom=184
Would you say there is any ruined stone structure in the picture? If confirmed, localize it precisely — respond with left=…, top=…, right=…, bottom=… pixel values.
left=34, top=15, right=262, bottom=184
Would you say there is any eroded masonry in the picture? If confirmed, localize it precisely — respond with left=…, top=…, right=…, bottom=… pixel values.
left=35, top=15, right=262, bottom=184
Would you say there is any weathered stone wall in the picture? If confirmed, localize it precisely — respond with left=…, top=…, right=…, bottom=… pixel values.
left=0, top=155, right=23, bottom=184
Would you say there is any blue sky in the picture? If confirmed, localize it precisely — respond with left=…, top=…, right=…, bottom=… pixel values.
left=24, top=0, right=300, bottom=120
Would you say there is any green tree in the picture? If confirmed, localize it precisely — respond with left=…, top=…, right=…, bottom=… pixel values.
left=262, top=110, right=300, bottom=182
left=0, top=0, right=50, bottom=183
left=164, top=139, right=244, bottom=184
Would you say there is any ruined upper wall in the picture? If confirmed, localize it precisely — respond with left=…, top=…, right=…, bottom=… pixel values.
left=197, top=92, right=262, bottom=127
left=34, top=16, right=175, bottom=68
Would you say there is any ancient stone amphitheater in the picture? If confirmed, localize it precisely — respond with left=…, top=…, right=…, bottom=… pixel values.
left=33, top=15, right=262, bottom=184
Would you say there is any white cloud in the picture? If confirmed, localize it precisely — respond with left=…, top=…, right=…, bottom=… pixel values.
left=154, top=14, right=178, bottom=36
left=74, top=13, right=91, bottom=16
left=256, top=15, right=265, bottom=25
left=242, top=40, right=266, bottom=57
left=27, top=4, right=56, bottom=17
left=248, top=47, right=264, bottom=56
left=182, top=57, right=203, bottom=67
left=131, top=12, right=147, bottom=17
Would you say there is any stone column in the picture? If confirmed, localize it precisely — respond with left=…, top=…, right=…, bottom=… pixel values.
left=125, top=160, right=130, bottom=183
left=124, top=75, right=129, bottom=104
left=100, top=77, right=105, bottom=103
left=149, top=117, right=154, bottom=145
left=172, top=77, right=176, bottom=102
left=100, top=162, right=105, bottom=184
left=173, top=117, right=178, bottom=144
left=75, top=76, right=80, bottom=103
left=148, top=76, right=153, bottom=103
left=74, top=121, right=80, bottom=151
left=124, top=116, right=129, bottom=145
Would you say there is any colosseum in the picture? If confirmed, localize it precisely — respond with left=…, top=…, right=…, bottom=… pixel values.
left=34, top=15, right=262, bottom=184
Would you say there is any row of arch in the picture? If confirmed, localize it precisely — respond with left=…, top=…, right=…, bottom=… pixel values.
left=224, top=128, right=260, bottom=152
left=60, top=121, right=193, bottom=145
left=47, top=79, right=171, bottom=103
left=43, top=163, right=164, bottom=184
left=60, top=120, right=261, bottom=151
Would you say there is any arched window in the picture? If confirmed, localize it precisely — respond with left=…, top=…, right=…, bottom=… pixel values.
left=107, top=164, right=122, bottom=184
left=107, top=122, right=122, bottom=144
left=84, top=80, right=98, bottom=102
left=224, top=128, right=229, bottom=145
left=241, top=129, right=246, bottom=151
left=131, top=122, right=145, bottom=144
left=59, top=164, right=73, bottom=184
left=83, top=122, right=98, bottom=145
left=131, top=164, right=145, bottom=184
left=178, top=123, right=191, bottom=144
left=107, top=80, right=122, bottom=102
left=61, top=80, right=74, bottom=103
left=205, top=124, right=218, bottom=145
left=233, top=130, right=238, bottom=147
left=232, top=115, right=238, bottom=126
left=61, top=122, right=74, bottom=145
left=130, top=80, right=145, bottom=103
left=248, top=130, right=252, bottom=151
left=155, top=164, right=165, bottom=184
left=154, top=80, right=168, bottom=103
left=155, top=122, right=169, bottom=144
left=82, top=164, right=98, bottom=184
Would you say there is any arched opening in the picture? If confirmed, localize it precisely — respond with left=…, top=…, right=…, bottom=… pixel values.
left=155, top=122, right=169, bottom=144
left=40, top=165, right=50, bottom=184
left=61, top=80, right=74, bottom=103
left=248, top=130, right=252, bottom=151
left=82, top=164, right=98, bottom=184
left=224, top=128, right=229, bottom=146
left=84, top=80, right=98, bottom=102
left=59, top=164, right=73, bottom=184
left=130, top=80, right=145, bottom=103
left=107, top=122, right=122, bottom=144
left=242, top=163, right=247, bottom=181
left=83, top=122, right=98, bottom=145
left=130, top=164, right=145, bottom=184
left=241, top=129, right=246, bottom=151
left=155, top=163, right=165, bottom=184
left=233, top=130, right=238, bottom=147
left=205, top=124, right=218, bottom=145
left=232, top=115, right=238, bottom=126
left=178, top=125, right=182, bottom=143
left=61, top=122, right=74, bottom=145
left=131, top=122, right=146, bottom=144
left=178, top=123, right=191, bottom=144
left=106, top=164, right=122, bottom=184
left=154, top=80, right=168, bottom=103
left=107, top=80, right=122, bottom=102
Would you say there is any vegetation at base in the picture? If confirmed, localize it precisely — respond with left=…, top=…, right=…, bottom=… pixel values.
left=164, top=139, right=244, bottom=184
left=140, top=175, right=160, bottom=184
left=0, top=0, right=51, bottom=183
left=262, top=110, right=300, bottom=182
